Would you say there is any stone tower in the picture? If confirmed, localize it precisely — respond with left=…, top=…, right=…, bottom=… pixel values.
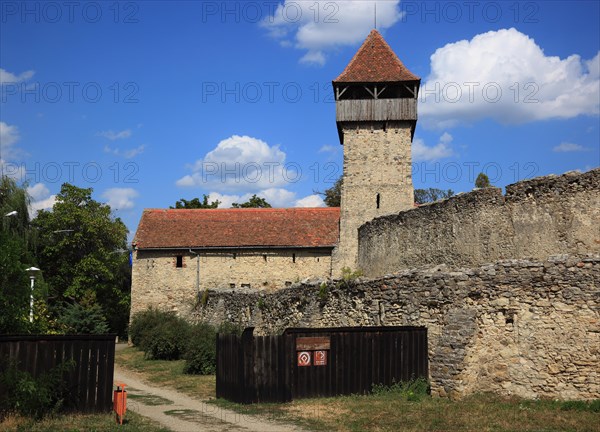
left=332, top=30, right=420, bottom=274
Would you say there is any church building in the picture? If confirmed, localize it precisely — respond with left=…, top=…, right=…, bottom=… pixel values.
left=131, top=30, right=420, bottom=317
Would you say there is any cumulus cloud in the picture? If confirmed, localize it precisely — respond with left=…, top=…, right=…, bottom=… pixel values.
left=413, top=132, right=454, bottom=162
left=0, top=68, right=35, bottom=86
left=420, top=28, right=600, bottom=127
left=208, top=190, right=324, bottom=209
left=552, top=142, right=590, bottom=153
left=294, top=194, right=325, bottom=207
left=262, top=0, right=402, bottom=65
left=101, top=188, right=139, bottom=211
left=177, top=135, right=290, bottom=192
left=318, top=144, right=340, bottom=154
left=0, top=121, right=21, bottom=160
left=26, top=183, right=56, bottom=216
left=97, top=129, right=132, bottom=140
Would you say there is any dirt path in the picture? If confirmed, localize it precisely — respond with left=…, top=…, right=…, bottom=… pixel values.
left=113, top=366, right=308, bottom=432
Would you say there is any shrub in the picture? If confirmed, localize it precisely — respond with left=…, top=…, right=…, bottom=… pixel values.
left=129, top=307, right=179, bottom=349
left=0, top=359, right=75, bottom=419
left=183, top=323, right=217, bottom=375
left=144, top=318, right=191, bottom=360
left=57, top=302, right=109, bottom=334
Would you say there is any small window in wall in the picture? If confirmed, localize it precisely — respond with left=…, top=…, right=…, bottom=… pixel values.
left=376, top=193, right=381, bottom=209
left=292, top=253, right=296, bottom=263
left=229, top=283, right=236, bottom=289
left=263, top=254, right=267, bottom=262
left=232, top=253, right=237, bottom=260
left=241, top=283, right=251, bottom=288
left=176, top=255, right=183, bottom=268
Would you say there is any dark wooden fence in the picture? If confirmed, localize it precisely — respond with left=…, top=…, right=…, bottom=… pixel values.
left=216, top=326, right=427, bottom=404
left=0, top=334, right=116, bottom=412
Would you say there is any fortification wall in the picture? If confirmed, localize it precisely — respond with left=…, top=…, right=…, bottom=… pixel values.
left=358, top=169, right=600, bottom=277
left=194, top=255, right=600, bottom=400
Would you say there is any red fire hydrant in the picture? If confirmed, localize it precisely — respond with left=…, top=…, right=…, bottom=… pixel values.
left=113, top=382, right=127, bottom=425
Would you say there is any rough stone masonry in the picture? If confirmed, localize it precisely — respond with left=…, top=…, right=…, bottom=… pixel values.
left=195, top=254, right=599, bottom=400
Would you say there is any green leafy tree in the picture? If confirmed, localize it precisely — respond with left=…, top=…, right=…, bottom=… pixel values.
left=475, top=173, right=492, bottom=188
left=57, top=302, right=109, bottom=334
left=0, top=176, right=38, bottom=334
left=32, top=183, right=130, bottom=336
left=316, top=176, right=342, bottom=207
left=170, top=195, right=220, bottom=209
left=231, top=194, right=272, bottom=208
left=414, top=188, right=455, bottom=204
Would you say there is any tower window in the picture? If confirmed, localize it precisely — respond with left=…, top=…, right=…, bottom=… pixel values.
left=292, top=253, right=296, bottom=263
left=263, top=255, right=267, bottom=262
left=376, top=193, right=381, bottom=209
left=176, top=255, right=183, bottom=268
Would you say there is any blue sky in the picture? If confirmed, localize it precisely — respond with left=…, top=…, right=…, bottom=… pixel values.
left=1, top=1, right=599, bottom=239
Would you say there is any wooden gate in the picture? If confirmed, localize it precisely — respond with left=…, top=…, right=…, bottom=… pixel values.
left=216, top=326, right=427, bottom=403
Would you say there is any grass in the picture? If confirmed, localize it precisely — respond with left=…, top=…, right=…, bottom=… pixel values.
left=0, top=411, right=171, bottom=432
left=116, top=346, right=600, bottom=432
left=114, top=346, right=215, bottom=400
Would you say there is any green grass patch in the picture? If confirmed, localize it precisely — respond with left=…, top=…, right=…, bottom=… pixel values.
left=0, top=411, right=171, bottom=432
left=115, top=346, right=215, bottom=400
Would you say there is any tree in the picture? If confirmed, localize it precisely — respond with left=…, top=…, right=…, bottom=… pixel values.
left=414, top=188, right=455, bottom=204
left=475, top=173, right=492, bottom=188
left=170, top=195, right=220, bottom=209
left=0, top=176, right=37, bottom=334
left=315, top=176, right=342, bottom=207
left=231, top=195, right=272, bottom=208
left=32, top=183, right=130, bottom=336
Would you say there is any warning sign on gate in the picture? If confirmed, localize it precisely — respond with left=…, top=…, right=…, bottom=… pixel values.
left=314, top=350, right=327, bottom=366
left=297, top=351, right=311, bottom=367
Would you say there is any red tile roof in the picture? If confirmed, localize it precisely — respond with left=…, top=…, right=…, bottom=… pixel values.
left=133, top=208, right=340, bottom=249
left=334, top=29, right=420, bottom=83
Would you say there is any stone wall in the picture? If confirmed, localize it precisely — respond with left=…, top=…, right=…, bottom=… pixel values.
left=131, top=248, right=332, bottom=318
left=358, top=168, right=600, bottom=277
left=194, top=255, right=599, bottom=400
left=332, top=122, right=414, bottom=274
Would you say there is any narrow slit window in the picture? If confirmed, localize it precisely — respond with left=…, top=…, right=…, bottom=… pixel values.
left=292, top=253, right=296, bottom=263
left=176, top=255, right=183, bottom=268
left=376, top=193, right=380, bottom=209
left=263, top=255, right=267, bottom=262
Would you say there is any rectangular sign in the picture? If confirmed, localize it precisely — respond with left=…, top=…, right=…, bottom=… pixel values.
left=296, top=337, right=331, bottom=351
left=314, top=350, right=327, bottom=366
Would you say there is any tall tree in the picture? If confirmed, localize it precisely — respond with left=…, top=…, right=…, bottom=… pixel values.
left=475, top=173, right=492, bottom=188
left=171, top=195, right=220, bottom=209
left=414, top=188, right=455, bottom=204
left=0, top=176, right=37, bottom=333
left=231, top=195, right=272, bottom=208
left=33, top=183, right=130, bottom=336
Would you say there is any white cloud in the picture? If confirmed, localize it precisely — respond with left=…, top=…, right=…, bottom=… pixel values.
left=104, top=144, right=145, bottom=158
left=318, top=144, right=339, bottom=154
left=27, top=183, right=50, bottom=201
left=262, top=1, right=402, bottom=65
left=0, top=68, right=35, bottom=86
left=101, top=188, right=139, bottom=210
left=420, top=28, right=600, bottom=127
left=294, top=194, right=325, bottom=207
left=177, top=135, right=289, bottom=192
left=29, top=195, right=56, bottom=215
left=552, top=142, right=590, bottom=153
left=413, top=132, right=454, bottom=162
left=0, top=121, right=21, bottom=160
left=97, top=129, right=132, bottom=140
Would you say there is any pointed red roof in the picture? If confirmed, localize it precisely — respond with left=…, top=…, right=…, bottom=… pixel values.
left=133, top=207, right=340, bottom=249
left=334, top=30, right=419, bottom=83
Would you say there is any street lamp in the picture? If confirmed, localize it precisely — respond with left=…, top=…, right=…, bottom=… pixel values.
left=25, top=267, right=41, bottom=323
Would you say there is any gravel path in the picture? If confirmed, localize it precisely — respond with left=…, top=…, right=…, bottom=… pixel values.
left=113, top=366, right=308, bottom=432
